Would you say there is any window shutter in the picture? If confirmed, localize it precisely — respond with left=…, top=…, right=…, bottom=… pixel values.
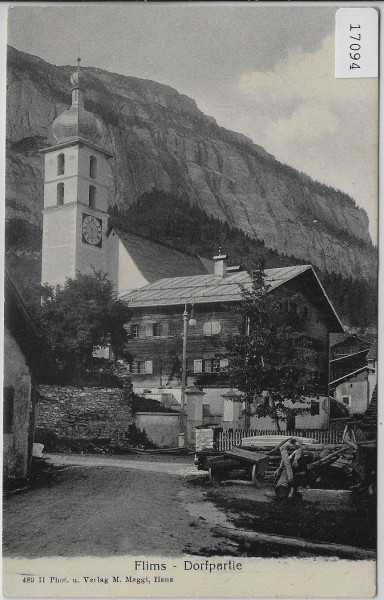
left=162, top=321, right=170, bottom=336
left=204, top=359, right=212, bottom=373
left=139, top=324, right=147, bottom=339
left=145, top=360, right=153, bottom=374
left=146, top=324, right=154, bottom=337
left=212, top=321, right=221, bottom=335
left=131, top=362, right=139, bottom=374
left=203, top=322, right=212, bottom=336
left=245, top=316, right=251, bottom=335
left=194, top=359, right=203, bottom=373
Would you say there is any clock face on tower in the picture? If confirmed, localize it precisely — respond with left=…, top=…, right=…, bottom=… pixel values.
left=82, top=214, right=102, bottom=247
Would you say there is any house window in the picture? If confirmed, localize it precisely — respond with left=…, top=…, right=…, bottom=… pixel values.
left=131, top=324, right=140, bottom=339
left=131, top=360, right=153, bottom=374
left=310, top=400, right=320, bottom=416
left=57, top=153, right=65, bottom=175
left=132, top=322, right=170, bottom=338
left=89, top=156, right=97, bottom=179
left=57, top=182, right=64, bottom=205
left=203, top=359, right=212, bottom=373
left=194, top=358, right=225, bottom=373
left=153, top=323, right=162, bottom=337
left=203, top=321, right=221, bottom=336
left=342, top=396, right=351, bottom=407
left=282, top=301, right=302, bottom=315
left=89, top=185, right=96, bottom=209
left=3, top=386, right=14, bottom=434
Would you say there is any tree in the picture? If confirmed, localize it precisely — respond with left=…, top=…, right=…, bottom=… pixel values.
left=227, top=265, right=318, bottom=431
left=36, top=271, right=131, bottom=374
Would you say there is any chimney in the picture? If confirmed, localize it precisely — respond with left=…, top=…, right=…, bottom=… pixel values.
left=213, top=249, right=228, bottom=277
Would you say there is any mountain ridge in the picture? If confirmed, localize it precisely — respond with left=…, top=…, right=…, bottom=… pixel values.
left=6, top=45, right=376, bottom=280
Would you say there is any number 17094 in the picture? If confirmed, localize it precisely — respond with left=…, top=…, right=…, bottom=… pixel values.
left=349, top=24, right=361, bottom=69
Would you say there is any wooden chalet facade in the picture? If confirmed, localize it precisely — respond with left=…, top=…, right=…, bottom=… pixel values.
left=123, top=258, right=344, bottom=430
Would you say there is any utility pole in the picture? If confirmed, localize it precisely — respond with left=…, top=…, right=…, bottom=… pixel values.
left=179, top=304, right=189, bottom=447
left=179, top=299, right=196, bottom=448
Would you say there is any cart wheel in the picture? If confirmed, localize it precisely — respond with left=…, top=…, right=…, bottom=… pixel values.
left=252, top=465, right=264, bottom=488
left=209, top=467, right=224, bottom=483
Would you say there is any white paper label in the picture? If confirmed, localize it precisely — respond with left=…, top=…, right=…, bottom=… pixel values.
left=335, top=8, right=378, bottom=78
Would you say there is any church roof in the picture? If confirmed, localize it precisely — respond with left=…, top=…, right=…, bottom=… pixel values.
left=111, top=227, right=214, bottom=282
left=122, top=264, right=343, bottom=330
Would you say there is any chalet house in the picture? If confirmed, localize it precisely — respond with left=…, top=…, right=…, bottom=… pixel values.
left=330, top=339, right=377, bottom=415
left=4, top=271, right=58, bottom=488
left=122, top=257, right=344, bottom=430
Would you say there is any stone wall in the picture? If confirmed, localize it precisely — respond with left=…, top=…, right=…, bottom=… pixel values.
left=36, top=383, right=133, bottom=449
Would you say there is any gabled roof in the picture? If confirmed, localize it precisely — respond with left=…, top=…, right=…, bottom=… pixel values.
left=329, top=366, right=375, bottom=388
left=110, top=227, right=213, bottom=281
left=330, top=333, right=371, bottom=350
left=367, top=340, right=377, bottom=361
left=330, top=348, right=370, bottom=363
left=122, top=264, right=343, bottom=330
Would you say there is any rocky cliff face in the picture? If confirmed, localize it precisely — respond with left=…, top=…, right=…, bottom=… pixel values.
left=6, top=46, right=376, bottom=279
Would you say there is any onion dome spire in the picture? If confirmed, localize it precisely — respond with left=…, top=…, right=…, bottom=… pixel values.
left=52, top=57, right=103, bottom=145
left=70, top=57, right=84, bottom=106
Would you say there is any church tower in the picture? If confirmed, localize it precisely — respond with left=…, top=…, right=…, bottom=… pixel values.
left=40, top=59, right=113, bottom=288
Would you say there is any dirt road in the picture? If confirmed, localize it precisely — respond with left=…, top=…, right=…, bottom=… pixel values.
left=44, top=452, right=201, bottom=476
left=3, top=454, right=233, bottom=558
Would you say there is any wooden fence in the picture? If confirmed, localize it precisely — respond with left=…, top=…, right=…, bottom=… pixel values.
left=216, top=429, right=343, bottom=451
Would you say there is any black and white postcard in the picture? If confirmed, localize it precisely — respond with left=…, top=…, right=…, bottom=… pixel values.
left=1, top=3, right=380, bottom=597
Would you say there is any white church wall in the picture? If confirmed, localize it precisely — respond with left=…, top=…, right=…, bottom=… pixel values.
left=118, top=239, right=150, bottom=293
left=107, top=231, right=150, bottom=296
left=76, top=146, right=110, bottom=213
left=41, top=205, right=77, bottom=287
left=44, top=147, right=79, bottom=208
left=107, top=229, right=120, bottom=291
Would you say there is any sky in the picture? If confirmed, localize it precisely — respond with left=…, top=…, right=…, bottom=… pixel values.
left=5, top=4, right=379, bottom=243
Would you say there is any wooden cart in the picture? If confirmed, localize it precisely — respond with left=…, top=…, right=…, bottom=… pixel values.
left=207, top=447, right=269, bottom=488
